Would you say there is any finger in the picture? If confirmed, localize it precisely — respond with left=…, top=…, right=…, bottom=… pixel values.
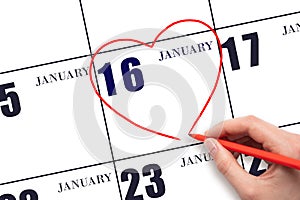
left=224, top=136, right=262, bottom=151
left=235, top=137, right=263, bottom=150
left=204, top=138, right=254, bottom=193
left=226, top=134, right=248, bottom=141
left=206, top=116, right=286, bottom=153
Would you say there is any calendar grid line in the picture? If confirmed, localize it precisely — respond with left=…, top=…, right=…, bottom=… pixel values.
left=0, top=29, right=211, bottom=75
left=0, top=161, right=112, bottom=186
left=0, top=118, right=298, bottom=187
left=0, top=141, right=203, bottom=186
left=279, top=121, right=300, bottom=128
left=78, top=1, right=123, bottom=200
left=113, top=142, right=203, bottom=163
left=1, top=9, right=299, bottom=76
left=207, top=0, right=235, bottom=119
left=215, top=10, right=300, bottom=31
left=207, top=0, right=246, bottom=169
left=0, top=54, right=90, bottom=75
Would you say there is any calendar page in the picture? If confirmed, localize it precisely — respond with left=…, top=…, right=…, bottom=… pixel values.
left=0, top=1, right=299, bottom=199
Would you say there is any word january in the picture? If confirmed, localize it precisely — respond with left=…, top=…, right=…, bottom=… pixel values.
left=58, top=172, right=111, bottom=193
left=158, top=41, right=213, bottom=61
left=180, top=152, right=213, bottom=167
left=35, top=66, right=89, bottom=86
left=282, top=23, right=300, bottom=35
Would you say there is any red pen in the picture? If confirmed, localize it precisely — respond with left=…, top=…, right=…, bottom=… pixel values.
left=189, top=133, right=300, bottom=170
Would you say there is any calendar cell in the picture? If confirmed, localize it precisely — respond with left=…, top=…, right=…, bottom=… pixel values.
left=218, top=13, right=300, bottom=126
left=211, top=0, right=299, bottom=28
left=116, top=144, right=239, bottom=199
left=0, top=0, right=89, bottom=72
left=81, top=0, right=215, bottom=50
left=0, top=164, right=120, bottom=200
left=87, top=30, right=231, bottom=160
left=0, top=57, right=112, bottom=183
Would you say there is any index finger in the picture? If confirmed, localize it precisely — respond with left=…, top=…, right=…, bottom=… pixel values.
left=205, top=116, right=286, bottom=152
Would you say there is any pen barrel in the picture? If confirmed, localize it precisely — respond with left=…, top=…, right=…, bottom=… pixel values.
left=190, top=134, right=300, bottom=170
left=219, top=139, right=300, bottom=170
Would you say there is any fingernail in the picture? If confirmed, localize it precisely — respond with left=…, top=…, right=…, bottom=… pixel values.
left=204, top=138, right=218, bottom=158
left=204, top=130, right=208, bottom=136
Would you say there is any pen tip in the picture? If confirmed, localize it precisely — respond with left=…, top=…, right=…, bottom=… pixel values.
left=188, top=133, right=206, bottom=141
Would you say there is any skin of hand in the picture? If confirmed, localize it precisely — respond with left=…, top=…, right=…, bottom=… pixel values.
left=204, top=115, right=300, bottom=200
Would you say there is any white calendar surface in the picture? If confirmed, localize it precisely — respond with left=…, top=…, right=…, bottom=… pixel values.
left=0, top=1, right=299, bottom=199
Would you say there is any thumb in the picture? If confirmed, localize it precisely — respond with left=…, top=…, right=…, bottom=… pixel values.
left=204, top=138, right=253, bottom=191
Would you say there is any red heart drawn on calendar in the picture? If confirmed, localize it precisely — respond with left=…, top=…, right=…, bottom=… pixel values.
left=89, top=19, right=223, bottom=140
